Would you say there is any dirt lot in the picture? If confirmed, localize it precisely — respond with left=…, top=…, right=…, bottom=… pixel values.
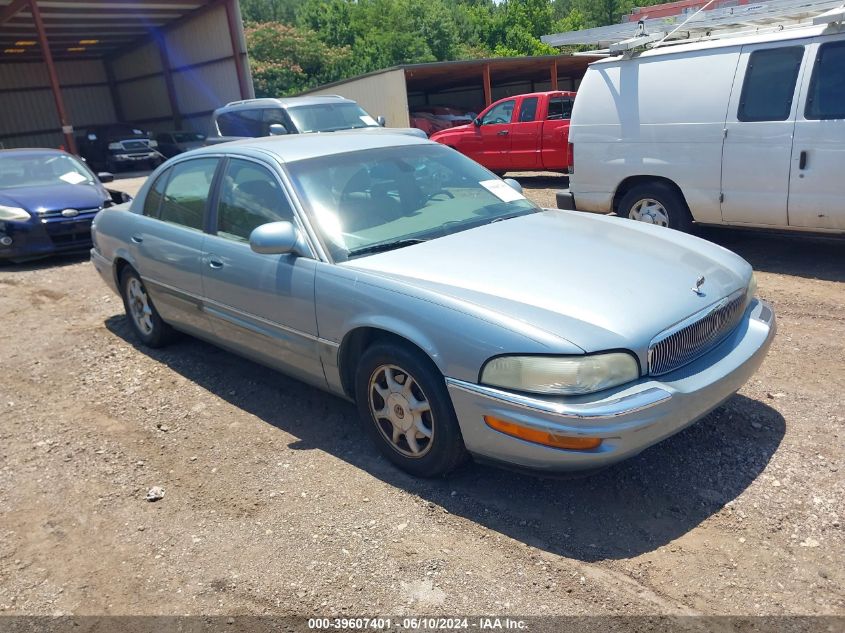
left=0, top=173, right=843, bottom=618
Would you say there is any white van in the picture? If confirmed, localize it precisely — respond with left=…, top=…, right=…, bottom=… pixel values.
left=558, top=20, right=845, bottom=233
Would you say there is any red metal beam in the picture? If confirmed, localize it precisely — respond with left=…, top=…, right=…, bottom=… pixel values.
left=225, top=0, right=249, bottom=100
left=0, top=0, right=29, bottom=26
left=482, top=64, right=492, bottom=107
left=29, top=0, right=77, bottom=154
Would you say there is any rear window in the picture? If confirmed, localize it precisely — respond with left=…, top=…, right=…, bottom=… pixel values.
left=805, top=41, right=845, bottom=120
left=547, top=97, right=574, bottom=120
left=738, top=46, right=804, bottom=122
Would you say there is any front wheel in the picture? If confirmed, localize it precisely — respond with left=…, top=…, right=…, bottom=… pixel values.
left=617, top=183, right=693, bottom=232
left=355, top=342, right=468, bottom=477
left=119, top=268, right=177, bottom=348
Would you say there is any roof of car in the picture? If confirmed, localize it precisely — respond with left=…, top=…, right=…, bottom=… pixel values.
left=215, top=95, right=355, bottom=113
left=190, top=131, right=432, bottom=164
left=0, top=148, right=69, bottom=157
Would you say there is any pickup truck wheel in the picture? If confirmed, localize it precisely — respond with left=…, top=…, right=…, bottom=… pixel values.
left=355, top=342, right=468, bottom=478
left=618, top=183, right=693, bottom=232
left=119, top=268, right=177, bottom=348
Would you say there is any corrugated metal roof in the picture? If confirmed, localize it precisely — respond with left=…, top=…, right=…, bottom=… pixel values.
left=542, top=0, right=845, bottom=47
left=0, top=0, right=212, bottom=61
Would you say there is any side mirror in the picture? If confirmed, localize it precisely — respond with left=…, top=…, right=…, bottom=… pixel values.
left=269, top=123, right=288, bottom=136
left=473, top=118, right=482, bottom=127
left=97, top=171, right=114, bottom=183
left=87, top=133, right=97, bottom=141
left=376, top=115, right=386, bottom=127
left=249, top=221, right=301, bottom=255
left=503, top=178, right=523, bottom=194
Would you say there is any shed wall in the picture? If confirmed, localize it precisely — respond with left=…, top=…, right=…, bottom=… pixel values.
left=306, top=69, right=410, bottom=127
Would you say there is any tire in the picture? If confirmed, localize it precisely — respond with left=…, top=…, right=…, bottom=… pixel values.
left=355, top=342, right=468, bottom=477
left=119, top=267, right=177, bottom=348
left=617, top=182, right=693, bottom=232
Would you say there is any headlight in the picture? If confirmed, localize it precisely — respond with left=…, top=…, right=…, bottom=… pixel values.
left=0, top=204, right=30, bottom=222
left=746, top=272, right=758, bottom=303
left=148, top=140, right=158, bottom=148
left=480, top=352, right=640, bottom=395
left=108, top=142, right=123, bottom=150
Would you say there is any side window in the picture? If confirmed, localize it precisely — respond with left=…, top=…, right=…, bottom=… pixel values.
left=481, top=100, right=515, bottom=125
left=159, top=158, right=219, bottom=230
left=738, top=46, right=804, bottom=122
left=547, top=97, right=574, bottom=120
left=143, top=169, right=170, bottom=217
left=263, top=108, right=292, bottom=135
left=216, top=109, right=263, bottom=137
left=805, top=41, right=845, bottom=120
left=216, top=159, right=294, bottom=242
left=517, top=97, right=539, bottom=123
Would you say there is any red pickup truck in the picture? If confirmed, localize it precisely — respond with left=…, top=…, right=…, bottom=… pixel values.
left=430, top=91, right=575, bottom=174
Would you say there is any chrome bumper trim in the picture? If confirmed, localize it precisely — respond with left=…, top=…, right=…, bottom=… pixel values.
left=444, top=378, right=671, bottom=421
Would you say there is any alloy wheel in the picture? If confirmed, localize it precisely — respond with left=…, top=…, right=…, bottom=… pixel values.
left=368, top=364, right=434, bottom=458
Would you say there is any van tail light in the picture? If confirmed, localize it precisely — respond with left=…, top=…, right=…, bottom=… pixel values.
left=568, top=142, right=575, bottom=175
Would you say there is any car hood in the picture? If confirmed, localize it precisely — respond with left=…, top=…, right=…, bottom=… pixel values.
left=346, top=126, right=428, bottom=139
left=342, top=210, right=752, bottom=354
left=0, top=183, right=108, bottom=213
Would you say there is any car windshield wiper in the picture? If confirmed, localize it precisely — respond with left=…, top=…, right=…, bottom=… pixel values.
left=348, top=238, right=427, bottom=257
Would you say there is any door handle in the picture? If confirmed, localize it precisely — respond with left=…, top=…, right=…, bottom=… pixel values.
left=208, top=257, right=223, bottom=269
left=130, top=234, right=143, bottom=244
left=799, top=150, right=808, bottom=170
left=497, top=130, right=509, bottom=136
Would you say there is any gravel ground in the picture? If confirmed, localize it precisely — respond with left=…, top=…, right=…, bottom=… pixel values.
left=0, top=174, right=843, bottom=617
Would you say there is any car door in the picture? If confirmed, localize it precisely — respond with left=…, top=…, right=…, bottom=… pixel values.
left=464, top=99, right=515, bottom=170
left=787, top=37, right=845, bottom=230
left=509, top=96, right=542, bottom=170
left=541, top=94, right=574, bottom=170
left=129, top=156, right=220, bottom=335
left=201, top=157, right=324, bottom=385
left=720, top=42, right=809, bottom=226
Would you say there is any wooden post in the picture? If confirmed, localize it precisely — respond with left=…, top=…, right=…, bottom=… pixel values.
left=550, top=59, right=559, bottom=91
left=29, top=0, right=77, bottom=154
left=482, top=64, right=492, bottom=107
left=156, top=35, right=182, bottom=130
left=225, top=0, right=250, bottom=100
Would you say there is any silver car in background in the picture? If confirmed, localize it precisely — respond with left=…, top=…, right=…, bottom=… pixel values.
left=90, top=134, right=776, bottom=477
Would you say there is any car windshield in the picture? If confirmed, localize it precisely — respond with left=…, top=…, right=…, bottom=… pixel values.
left=287, top=102, right=381, bottom=133
left=287, top=144, right=539, bottom=261
left=0, top=154, right=95, bottom=189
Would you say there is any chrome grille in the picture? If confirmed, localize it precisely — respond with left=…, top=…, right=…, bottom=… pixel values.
left=648, top=291, right=747, bottom=376
left=121, top=140, right=150, bottom=151
left=40, top=207, right=100, bottom=219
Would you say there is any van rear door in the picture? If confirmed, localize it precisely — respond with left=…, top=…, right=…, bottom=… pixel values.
left=720, top=42, right=809, bottom=226
left=787, top=37, right=845, bottom=231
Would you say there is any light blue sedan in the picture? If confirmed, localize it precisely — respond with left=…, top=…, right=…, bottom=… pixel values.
left=90, top=133, right=776, bottom=477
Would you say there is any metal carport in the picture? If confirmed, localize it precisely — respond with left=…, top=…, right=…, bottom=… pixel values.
left=0, top=0, right=253, bottom=153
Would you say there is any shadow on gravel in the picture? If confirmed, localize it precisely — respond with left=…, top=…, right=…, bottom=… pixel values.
left=701, top=229, right=845, bottom=283
left=106, top=314, right=785, bottom=562
left=509, top=173, right=569, bottom=191
left=0, top=251, right=88, bottom=272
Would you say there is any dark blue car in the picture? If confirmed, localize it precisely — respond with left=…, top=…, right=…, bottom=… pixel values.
left=0, top=149, right=116, bottom=262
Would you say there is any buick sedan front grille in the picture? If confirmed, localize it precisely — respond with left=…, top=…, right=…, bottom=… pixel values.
left=648, top=291, right=747, bottom=376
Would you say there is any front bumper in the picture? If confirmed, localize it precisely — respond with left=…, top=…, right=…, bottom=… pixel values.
left=0, top=212, right=97, bottom=260
left=446, top=299, right=776, bottom=472
left=110, top=151, right=159, bottom=164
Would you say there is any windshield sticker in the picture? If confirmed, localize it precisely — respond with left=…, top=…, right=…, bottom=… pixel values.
left=359, top=115, right=378, bottom=126
left=59, top=171, right=88, bottom=185
left=479, top=179, right=525, bottom=203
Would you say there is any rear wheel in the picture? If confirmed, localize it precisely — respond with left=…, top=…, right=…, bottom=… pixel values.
left=355, top=342, right=468, bottom=477
left=119, top=268, right=177, bottom=348
left=618, top=182, right=693, bottom=232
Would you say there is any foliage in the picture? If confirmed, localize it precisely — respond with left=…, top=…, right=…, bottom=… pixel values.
left=240, top=0, right=671, bottom=94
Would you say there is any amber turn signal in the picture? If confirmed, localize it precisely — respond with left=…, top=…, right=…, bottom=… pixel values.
left=484, top=416, right=602, bottom=450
